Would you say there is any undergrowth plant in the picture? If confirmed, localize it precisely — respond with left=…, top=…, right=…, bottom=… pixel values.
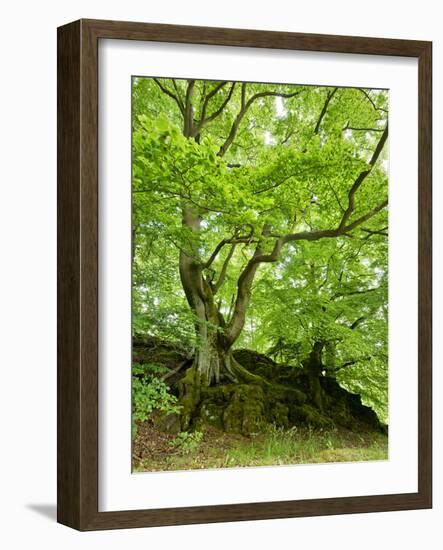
left=170, top=431, right=204, bottom=454
left=132, top=363, right=182, bottom=437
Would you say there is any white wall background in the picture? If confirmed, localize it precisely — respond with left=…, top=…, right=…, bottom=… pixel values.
left=0, top=0, right=441, bottom=547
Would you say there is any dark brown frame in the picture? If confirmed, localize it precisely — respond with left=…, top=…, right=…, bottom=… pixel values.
left=57, top=18, right=432, bottom=531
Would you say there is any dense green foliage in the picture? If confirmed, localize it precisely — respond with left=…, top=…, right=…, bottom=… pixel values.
left=169, top=430, right=204, bottom=455
left=132, top=363, right=181, bottom=436
left=131, top=76, right=389, bottom=424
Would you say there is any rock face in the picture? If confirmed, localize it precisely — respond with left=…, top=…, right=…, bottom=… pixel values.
left=133, top=340, right=385, bottom=436
left=188, top=374, right=308, bottom=436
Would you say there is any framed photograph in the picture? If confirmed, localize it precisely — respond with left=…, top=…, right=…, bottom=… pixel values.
left=57, top=19, right=432, bottom=530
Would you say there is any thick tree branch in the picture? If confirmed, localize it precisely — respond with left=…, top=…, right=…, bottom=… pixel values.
left=338, top=124, right=388, bottom=231
left=183, top=79, right=196, bottom=137
left=334, top=356, right=373, bottom=371
left=314, top=88, right=338, bottom=135
left=228, top=192, right=387, bottom=314
left=357, top=89, right=388, bottom=114
left=350, top=316, right=366, bottom=330
left=213, top=244, right=237, bottom=293
left=153, top=78, right=185, bottom=115
left=200, top=81, right=228, bottom=121
left=204, top=238, right=230, bottom=269
left=171, top=79, right=185, bottom=111
left=344, top=125, right=384, bottom=133
left=203, top=230, right=255, bottom=269
left=225, top=190, right=388, bottom=346
left=332, top=287, right=382, bottom=300
left=361, top=226, right=388, bottom=237
left=225, top=226, right=270, bottom=344
left=343, top=199, right=388, bottom=232
left=202, top=83, right=236, bottom=124
left=203, top=225, right=254, bottom=269
left=217, top=86, right=302, bottom=157
left=250, top=199, right=387, bottom=265
left=193, top=83, right=236, bottom=138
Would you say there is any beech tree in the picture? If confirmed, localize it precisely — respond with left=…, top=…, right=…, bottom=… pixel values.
left=132, top=77, right=388, bottom=393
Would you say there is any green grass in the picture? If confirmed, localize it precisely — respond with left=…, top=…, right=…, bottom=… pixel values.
left=133, top=423, right=388, bottom=472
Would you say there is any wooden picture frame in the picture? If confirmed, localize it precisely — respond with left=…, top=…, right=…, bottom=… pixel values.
left=57, top=18, right=432, bottom=531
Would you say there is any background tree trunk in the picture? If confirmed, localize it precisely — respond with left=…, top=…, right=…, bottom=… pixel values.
left=303, top=341, right=325, bottom=410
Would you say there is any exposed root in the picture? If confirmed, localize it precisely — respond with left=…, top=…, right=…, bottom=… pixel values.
left=229, top=359, right=268, bottom=385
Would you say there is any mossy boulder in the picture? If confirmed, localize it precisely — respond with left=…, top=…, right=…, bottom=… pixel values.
left=194, top=383, right=267, bottom=435
left=153, top=412, right=181, bottom=434
left=265, top=383, right=306, bottom=406
left=177, top=364, right=382, bottom=435
left=133, top=337, right=188, bottom=369
left=138, top=338, right=385, bottom=436
left=223, top=384, right=266, bottom=435
left=269, top=402, right=290, bottom=428
left=177, top=366, right=202, bottom=430
left=320, top=376, right=382, bottom=431
left=195, top=401, right=225, bottom=430
left=289, top=404, right=335, bottom=428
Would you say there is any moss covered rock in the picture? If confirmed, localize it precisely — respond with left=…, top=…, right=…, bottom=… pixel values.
left=289, top=404, right=335, bottom=428
left=320, top=376, right=382, bottom=431
left=153, top=412, right=181, bottom=434
left=133, top=337, right=188, bottom=369
left=222, top=385, right=266, bottom=435
left=140, top=338, right=385, bottom=436
left=269, top=402, right=290, bottom=428
left=177, top=366, right=202, bottom=430
left=196, top=401, right=225, bottom=430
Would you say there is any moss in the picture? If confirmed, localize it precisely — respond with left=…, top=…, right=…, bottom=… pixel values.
left=229, top=358, right=269, bottom=386
left=136, top=338, right=385, bottom=436
left=133, top=337, right=187, bottom=369
left=321, top=376, right=382, bottom=431
left=289, top=404, right=335, bottom=429
left=270, top=402, right=290, bottom=428
left=233, top=349, right=280, bottom=380
left=266, top=383, right=306, bottom=405
left=177, top=365, right=202, bottom=430
left=323, top=397, right=356, bottom=430
left=196, top=401, right=225, bottom=430
left=200, top=384, right=232, bottom=403
left=223, top=384, right=266, bottom=436
left=153, top=412, right=181, bottom=434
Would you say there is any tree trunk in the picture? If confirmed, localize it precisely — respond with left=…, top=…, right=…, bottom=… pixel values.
left=179, top=261, right=256, bottom=386
left=303, top=341, right=325, bottom=411
left=178, top=201, right=265, bottom=387
left=178, top=239, right=262, bottom=428
left=175, top=81, right=265, bottom=387
left=178, top=207, right=230, bottom=385
left=176, top=82, right=267, bottom=388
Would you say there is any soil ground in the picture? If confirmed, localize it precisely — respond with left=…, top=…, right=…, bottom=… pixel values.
left=132, top=420, right=388, bottom=472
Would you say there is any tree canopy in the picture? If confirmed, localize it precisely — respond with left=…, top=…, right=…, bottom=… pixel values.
left=132, top=77, right=388, bottom=422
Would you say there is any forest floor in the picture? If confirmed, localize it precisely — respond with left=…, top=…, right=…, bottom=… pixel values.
left=132, top=421, right=388, bottom=472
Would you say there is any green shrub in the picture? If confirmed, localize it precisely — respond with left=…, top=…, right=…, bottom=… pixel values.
left=170, top=431, right=203, bottom=454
